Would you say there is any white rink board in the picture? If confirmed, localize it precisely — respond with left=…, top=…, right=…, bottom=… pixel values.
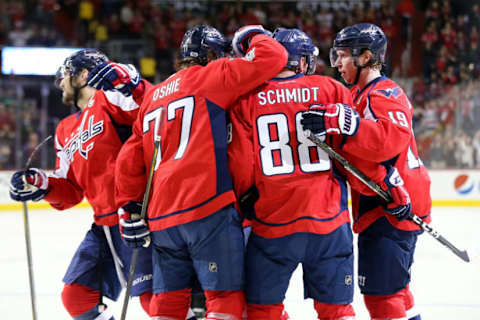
left=2, top=170, right=480, bottom=206
left=1, top=206, right=480, bottom=319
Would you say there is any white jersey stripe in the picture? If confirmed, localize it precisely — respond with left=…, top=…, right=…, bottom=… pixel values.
left=104, top=90, right=140, bottom=111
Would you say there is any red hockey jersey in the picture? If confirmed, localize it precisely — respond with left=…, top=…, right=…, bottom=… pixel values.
left=115, top=34, right=288, bottom=232
left=44, top=89, right=147, bottom=226
left=228, top=73, right=353, bottom=238
left=339, top=76, right=432, bottom=233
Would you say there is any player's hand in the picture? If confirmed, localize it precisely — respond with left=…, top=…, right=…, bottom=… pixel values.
left=381, top=166, right=411, bottom=221
left=232, top=25, right=271, bottom=57
left=9, top=168, right=48, bottom=202
left=301, top=103, right=360, bottom=137
left=87, top=62, right=141, bottom=97
left=118, top=201, right=150, bottom=248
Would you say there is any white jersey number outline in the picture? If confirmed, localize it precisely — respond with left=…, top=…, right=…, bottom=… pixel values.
left=143, top=96, right=195, bottom=169
left=257, top=112, right=330, bottom=176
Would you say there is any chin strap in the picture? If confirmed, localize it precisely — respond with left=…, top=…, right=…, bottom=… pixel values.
left=352, top=56, right=364, bottom=85
left=70, top=76, right=88, bottom=110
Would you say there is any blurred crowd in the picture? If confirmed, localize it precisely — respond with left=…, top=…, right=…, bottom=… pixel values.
left=0, top=0, right=479, bottom=169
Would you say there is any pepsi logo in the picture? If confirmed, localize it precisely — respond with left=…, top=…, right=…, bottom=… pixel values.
left=453, top=174, right=475, bottom=195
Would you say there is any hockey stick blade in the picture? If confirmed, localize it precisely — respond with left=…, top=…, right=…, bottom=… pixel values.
left=409, top=213, right=470, bottom=262
left=307, top=131, right=470, bottom=263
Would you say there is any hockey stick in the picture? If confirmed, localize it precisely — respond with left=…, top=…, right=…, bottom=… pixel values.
left=120, top=110, right=164, bottom=320
left=22, top=134, right=52, bottom=320
left=307, top=132, right=470, bottom=263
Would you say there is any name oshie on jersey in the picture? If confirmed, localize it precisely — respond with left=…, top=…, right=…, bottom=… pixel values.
left=64, top=110, right=104, bottom=161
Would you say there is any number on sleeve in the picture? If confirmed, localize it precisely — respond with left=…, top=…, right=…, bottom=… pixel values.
left=388, top=111, right=409, bottom=128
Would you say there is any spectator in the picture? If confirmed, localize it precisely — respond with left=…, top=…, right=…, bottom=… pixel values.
left=8, top=21, right=31, bottom=46
left=473, top=130, right=480, bottom=167
left=456, top=133, right=474, bottom=168
left=396, top=0, right=415, bottom=42
left=430, top=137, right=446, bottom=168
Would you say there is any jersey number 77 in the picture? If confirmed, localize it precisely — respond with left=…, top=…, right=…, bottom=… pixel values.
left=143, top=96, right=195, bottom=170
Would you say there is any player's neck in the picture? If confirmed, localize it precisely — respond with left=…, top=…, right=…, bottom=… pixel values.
left=77, top=87, right=96, bottom=110
left=358, top=69, right=382, bottom=89
left=276, top=69, right=296, bottom=78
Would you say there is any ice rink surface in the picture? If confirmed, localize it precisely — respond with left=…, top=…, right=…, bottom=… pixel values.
left=1, top=206, right=479, bottom=320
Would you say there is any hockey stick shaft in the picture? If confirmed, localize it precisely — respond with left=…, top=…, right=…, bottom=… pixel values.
left=21, top=134, right=52, bottom=320
left=308, top=132, right=470, bottom=263
left=120, top=111, right=163, bottom=320
left=22, top=202, right=37, bottom=320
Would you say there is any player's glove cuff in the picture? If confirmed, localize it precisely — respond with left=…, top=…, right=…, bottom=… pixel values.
left=118, top=201, right=150, bottom=248
left=232, top=25, right=270, bottom=57
left=381, top=167, right=411, bottom=221
left=300, top=103, right=359, bottom=137
left=9, top=168, right=48, bottom=202
left=87, top=62, right=142, bottom=97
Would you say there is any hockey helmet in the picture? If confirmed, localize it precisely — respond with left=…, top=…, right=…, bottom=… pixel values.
left=55, top=49, right=108, bottom=88
left=330, top=23, right=387, bottom=67
left=180, top=25, right=229, bottom=61
left=273, top=28, right=318, bottom=75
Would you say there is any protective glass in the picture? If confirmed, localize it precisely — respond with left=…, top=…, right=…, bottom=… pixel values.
left=54, top=64, right=73, bottom=89
left=329, top=47, right=339, bottom=68
left=306, top=46, right=319, bottom=75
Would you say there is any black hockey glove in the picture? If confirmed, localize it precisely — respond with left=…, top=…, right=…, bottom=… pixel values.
left=118, top=201, right=150, bottom=248
left=10, top=168, right=48, bottom=202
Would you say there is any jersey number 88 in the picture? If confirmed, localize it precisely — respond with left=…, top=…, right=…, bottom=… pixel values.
left=257, top=112, right=331, bottom=176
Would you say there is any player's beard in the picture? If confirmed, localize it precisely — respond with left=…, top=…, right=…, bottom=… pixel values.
left=62, top=90, right=75, bottom=106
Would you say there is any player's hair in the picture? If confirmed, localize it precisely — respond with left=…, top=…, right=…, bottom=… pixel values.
left=175, top=50, right=222, bottom=71
left=176, top=25, right=229, bottom=70
left=272, top=28, right=318, bottom=75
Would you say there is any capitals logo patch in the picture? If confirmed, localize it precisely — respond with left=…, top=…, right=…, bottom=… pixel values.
left=377, top=87, right=401, bottom=98
left=64, top=110, right=104, bottom=161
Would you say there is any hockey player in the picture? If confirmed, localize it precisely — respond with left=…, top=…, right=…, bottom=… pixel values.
left=8, top=49, right=159, bottom=319
left=228, top=27, right=356, bottom=320
left=301, top=23, right=431, bottom=320
left=114, top=25, right=288, bottom=320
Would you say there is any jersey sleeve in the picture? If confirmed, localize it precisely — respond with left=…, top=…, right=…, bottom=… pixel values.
left=101, top=90, right=142, bottom=126
left=114, top=108, right=147, bottom=207
left=132, top=79, right=153, bottom=106
left=200, top=34, right=288, bottom=108
left=228, top=97, right=255, bottom=199
left=43, top=126, right=84, bottom=210
left=341, top=90, right=412, bottom=162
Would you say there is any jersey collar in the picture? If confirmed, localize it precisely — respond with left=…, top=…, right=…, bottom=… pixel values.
left=270, top=73, right=305, bottom=81
left=354, top=76, right=387, bottom=101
